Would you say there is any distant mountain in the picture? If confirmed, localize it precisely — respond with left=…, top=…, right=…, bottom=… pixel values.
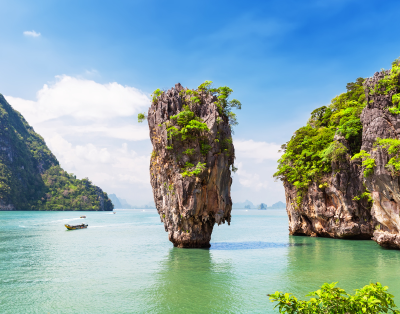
left=232, top=200, right=286, bottom=210
left=108, top=194, right=156, bottom=209
left=257, top=203, right=267, bottom=210
left=108, top=194, right=123, bottom=208
left=232, top=200, right=256, bottom=209
left=269, top=201, right=286, bottom=209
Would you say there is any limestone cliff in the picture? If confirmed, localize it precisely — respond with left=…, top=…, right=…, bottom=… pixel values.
left=284, top=133, right=375, bottom=239
left=276, top=59, right=400, bottom=249
left=146, top=83, right=238, bottom=248
left=362, top=70, right=400, bottom=248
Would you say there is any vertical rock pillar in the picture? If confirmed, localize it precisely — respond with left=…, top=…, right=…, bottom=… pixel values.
left=146, top=83, right=235, bottom=248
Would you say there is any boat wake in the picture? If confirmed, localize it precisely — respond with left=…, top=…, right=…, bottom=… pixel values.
left=50, top=217, right=82, bottom=223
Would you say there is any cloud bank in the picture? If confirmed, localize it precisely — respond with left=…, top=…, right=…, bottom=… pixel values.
left=6, top=76, right=153, bottom=204
left=6, top=76, right=285, bottom=205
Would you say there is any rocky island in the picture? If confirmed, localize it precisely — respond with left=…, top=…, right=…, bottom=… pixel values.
left=275, top=58, right=400, bottom=249
left=141, top=82, right=240, bottom=248
left=0, top=94, right=113, bottom=211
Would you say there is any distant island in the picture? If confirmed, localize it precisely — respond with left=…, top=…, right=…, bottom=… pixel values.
left=108, top=194, right=155, bottom=209
left=232, top=200, right=285, bottom=210
left=0, top=94, right=113, bottom=211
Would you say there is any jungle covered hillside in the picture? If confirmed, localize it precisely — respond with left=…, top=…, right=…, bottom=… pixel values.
left=0, top=94, right=113, bottom=211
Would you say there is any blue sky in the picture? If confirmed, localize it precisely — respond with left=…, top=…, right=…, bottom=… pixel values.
left=1, top=0, right=400, bottom=205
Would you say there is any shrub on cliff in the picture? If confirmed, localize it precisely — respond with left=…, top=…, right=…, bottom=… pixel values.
left=269, top=282, right=399, bottom=313
left=141, top=81, right=241, bottom=175
left=274, top=76, right=365, bottom=205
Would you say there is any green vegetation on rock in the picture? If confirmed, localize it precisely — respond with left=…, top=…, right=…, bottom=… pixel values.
left=269, top=282, right=399, bottom=314
left=143, top=81, right=241, bottom=178
left=351, top=150, right=376, bottom=177
left=374, top=138, right=400, bottom=176
left=274, top=77, right=366, bottom=202
left=0, top=94, right=113, bottom=211
left=274, top=58, right=400, bottom=206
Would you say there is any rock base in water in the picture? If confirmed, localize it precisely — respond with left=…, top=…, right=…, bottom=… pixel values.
left=147, top=83, right=236, bottom=248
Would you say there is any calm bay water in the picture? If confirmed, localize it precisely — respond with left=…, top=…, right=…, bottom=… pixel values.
left=1, top=209, right=400, bottom=313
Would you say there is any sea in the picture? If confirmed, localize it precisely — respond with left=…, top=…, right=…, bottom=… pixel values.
left=1, top=209, right=400, bottom=313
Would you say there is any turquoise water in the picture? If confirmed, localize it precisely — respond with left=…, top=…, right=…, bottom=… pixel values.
left=1, top=209, right=400, bottom=313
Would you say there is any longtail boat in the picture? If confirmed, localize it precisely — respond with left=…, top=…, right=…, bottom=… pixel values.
left=65, top=223, right=88, bottom=230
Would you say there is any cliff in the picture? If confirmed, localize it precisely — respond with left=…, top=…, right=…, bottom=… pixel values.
left=0, top=94, right=113, bottom=211
left=276, top=58, right=400, bottom=248
left=144, top=82, right=240, bottom=248
left=362, top=69, right=400, bottom=248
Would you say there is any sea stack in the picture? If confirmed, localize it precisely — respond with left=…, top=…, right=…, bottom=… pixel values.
left=146, top=82, right=239, bottom=248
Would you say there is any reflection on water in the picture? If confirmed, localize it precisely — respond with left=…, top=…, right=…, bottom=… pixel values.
left=2, top=210, right=400, bottom=313
left=281, top=236, right=400, bottom=299
left=211, top=241, right=312, bottom=250
left=150, top=248, right=241, bottom=313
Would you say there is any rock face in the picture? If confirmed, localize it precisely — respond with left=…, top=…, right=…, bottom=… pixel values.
left=147, top=83, right=234, bottom=248
left=362, top=70, right=400, bottom=248
left=284, top=133, right=375, bottom=239
left=283, top=68, right=400, bottom=248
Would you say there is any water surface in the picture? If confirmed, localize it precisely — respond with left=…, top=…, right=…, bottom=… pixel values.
left=1, top=209, right=399, bottom=313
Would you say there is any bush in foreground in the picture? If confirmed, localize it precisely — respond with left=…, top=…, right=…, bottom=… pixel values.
left=269, top=282, right=399, bottom=313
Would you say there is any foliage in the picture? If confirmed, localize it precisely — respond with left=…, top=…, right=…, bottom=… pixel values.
left=322, top=141, right=348, bottom=162
left=138, top=113, right=147, bottom=123
left=168, top=105, right=209, bottom=142
left=374, top=60, right=400, bottom=114
left=181, top=162, right=206, bottom=178
left=200, top=142, right=212, bottom=156
left=269, top=282, right=399, bottom=314
left=351, top=150, right=376, bottom=177
left=151, top=88, right=163, bottom=103
left=40, top=166, right=113, bottom=211
left=374, top=138, right=400, bottom=176
left=371, top=62, right=400, bottom=96
left=274, top=75, right=367, bottom=203
left=318, top=182, right=328, bottom=189
left=183, top=148, right=194, bottom=155
left=151, top=81, right=240, bottom=174
left=353, top=192, right=373, bottom=204
left=231, top=164, right=238, bottom=173
left=0, top=95, right=113, bottom=211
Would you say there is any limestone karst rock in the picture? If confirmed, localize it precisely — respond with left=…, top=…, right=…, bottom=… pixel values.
left=276, top=59, right=400, bottom=249
left=362, top=70, right=400, bottom=249
left=146, top=83, right=237, bottom=248
left=283, top=135, right=375, bottom=239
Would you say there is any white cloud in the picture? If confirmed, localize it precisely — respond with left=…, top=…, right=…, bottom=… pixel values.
left=235, top=139, right=282, bottom=162
left=5, top=76, right=153, bottom=204
left=23, top=30, right=41, bottom=37
left=231, top=139, right=285, bottom=204
left=4, top=76, right=286, bottom=206
left=46, top=134, right=151, bottom=195
left=7, top=75, right=150, bottom=124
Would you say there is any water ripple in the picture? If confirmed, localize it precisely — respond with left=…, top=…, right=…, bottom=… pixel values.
left=210, top=241, right=311, bottom=250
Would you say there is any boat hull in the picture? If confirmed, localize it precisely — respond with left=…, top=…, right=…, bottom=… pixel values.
left=65, top=224, right=88, bottom=230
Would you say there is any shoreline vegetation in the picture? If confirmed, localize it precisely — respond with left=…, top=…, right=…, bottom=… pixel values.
left=269, top=282, right=399, bottom=313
